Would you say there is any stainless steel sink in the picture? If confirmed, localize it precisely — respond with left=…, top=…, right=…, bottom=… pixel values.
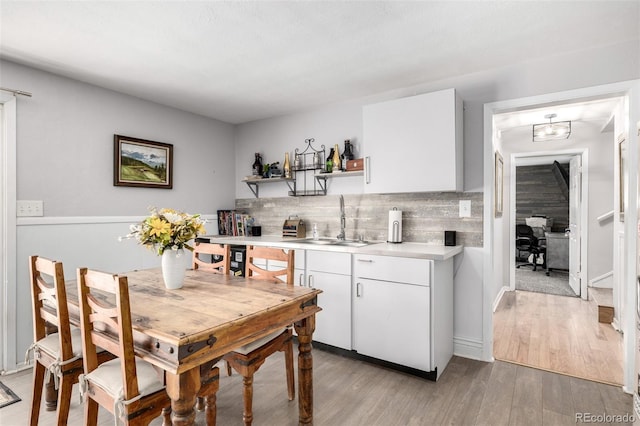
left=295, top=238, right=370, bottom=247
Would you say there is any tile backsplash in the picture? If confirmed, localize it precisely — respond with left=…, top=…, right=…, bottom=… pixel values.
left=236, top=192, right=483, bottom=247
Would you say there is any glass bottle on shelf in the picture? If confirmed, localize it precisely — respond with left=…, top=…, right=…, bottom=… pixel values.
left=283, top=152, right=291, bottom=178
left=293, top=154, right=301, bottom=171
left=343, top=140, right=354, bottom=161
left=332, top=144, right=341, bottom=171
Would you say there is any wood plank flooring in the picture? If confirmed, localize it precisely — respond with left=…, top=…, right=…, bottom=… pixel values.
left=0, top=347, right=632, bottom=425
left=494, top=290, right=624, bottom=385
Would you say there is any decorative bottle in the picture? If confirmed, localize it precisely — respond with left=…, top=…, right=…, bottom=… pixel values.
left=343, top=140, right=354, bottom=161
left=252, top=153, right=263, bottom=176
left=332, top=144, right=341, bottom=171
left=327, top=147, right=335, bottom=172
left=283, top=152, right=291, bottom=178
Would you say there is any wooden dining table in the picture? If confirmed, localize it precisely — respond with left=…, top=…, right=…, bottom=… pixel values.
left=62, top=267, right=322, bottom=425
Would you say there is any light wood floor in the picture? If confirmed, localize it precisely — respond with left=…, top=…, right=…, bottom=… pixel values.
left=0, top=348, right=632, bottom=425
left=494, top=290, right=624, bottom=385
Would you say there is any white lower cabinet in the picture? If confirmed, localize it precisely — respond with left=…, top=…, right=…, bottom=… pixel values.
left=353, top=254, right=453, bottom=379
left=353, top=278, right=431, bottom=371
left=305, top=250, right=352, bottom=349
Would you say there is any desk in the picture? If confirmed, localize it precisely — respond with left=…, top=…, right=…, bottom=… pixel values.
left=65, top=268, right=322, bottom=425
left=545, top=232, right=569, bottom=276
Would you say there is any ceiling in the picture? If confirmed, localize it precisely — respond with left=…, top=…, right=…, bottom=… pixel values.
left=1, top=1, right=638, bottom=124
left=494, top=97, right=623, bottom=135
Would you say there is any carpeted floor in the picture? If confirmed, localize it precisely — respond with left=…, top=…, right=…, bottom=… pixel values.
left=515, top=266, right=577, bottom=297
left=0, top=381, right=20, bottom=409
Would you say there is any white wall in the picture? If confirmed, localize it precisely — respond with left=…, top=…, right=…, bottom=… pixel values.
left=1, top=60, right=236, bottom=368
left=235, top=39, right=639, bottom=360
left=2, top=60, right=236, bottom=216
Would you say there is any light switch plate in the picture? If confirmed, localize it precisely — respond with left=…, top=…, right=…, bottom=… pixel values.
left=459, top=200, right=471, bottom=218
left=17, top=200, right=44, bottom=217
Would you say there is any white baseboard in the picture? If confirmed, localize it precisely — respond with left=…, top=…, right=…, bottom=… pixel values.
left=453, top=336, right=485, bottom=361
left=589, top=270, right=613, bottom=288
left=612, top=317, right=622, bottom=332
left=493, top=285, right=509, bottom=312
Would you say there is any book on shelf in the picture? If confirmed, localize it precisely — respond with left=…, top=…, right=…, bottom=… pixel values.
left=217, top=210, right=253, bottom=236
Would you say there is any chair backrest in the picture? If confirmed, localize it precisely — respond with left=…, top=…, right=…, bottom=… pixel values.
left=77, top=268, right=141, bottom=400
left=29, top=255, right=75, bottom=362
left=193, top=242, right=231, bottom=274
left=245, top=246, right=294, bottom=286
left=516, top=224, right=534, bottom=238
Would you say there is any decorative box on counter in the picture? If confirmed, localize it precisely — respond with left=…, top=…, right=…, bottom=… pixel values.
left=346, top=158, right=364, bottom=171
left=282, top=217, right=306, bottom=238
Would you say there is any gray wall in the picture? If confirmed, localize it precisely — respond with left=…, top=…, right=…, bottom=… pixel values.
left=516, top=163, right=569, bottom=232
left=2, top=60, right=236, bottom=216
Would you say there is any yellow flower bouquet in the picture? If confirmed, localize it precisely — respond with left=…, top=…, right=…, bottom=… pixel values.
left=121, top=207, right=206, bottom=255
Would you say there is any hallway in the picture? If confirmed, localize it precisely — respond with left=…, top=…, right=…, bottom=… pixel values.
left=494, top=290, right=623, bottom=385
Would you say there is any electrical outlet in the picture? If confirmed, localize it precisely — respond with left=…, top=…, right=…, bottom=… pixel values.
left=459, top=200, right=471, bottom=218
left=17, top=200, right=43, bottom=217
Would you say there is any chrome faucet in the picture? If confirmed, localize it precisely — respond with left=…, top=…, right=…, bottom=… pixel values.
left=337, top=195, right=346, bottom=240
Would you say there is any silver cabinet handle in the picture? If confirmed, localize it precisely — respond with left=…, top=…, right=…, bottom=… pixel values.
left=357, top=258, right=374, bottom=263
left=309, top=274, right=314, bottom=288
left=356, top=282, right=362, bottom=297
left=365, top=156, right=371, bottom=184
left=299, top=273, right=304, bottom=286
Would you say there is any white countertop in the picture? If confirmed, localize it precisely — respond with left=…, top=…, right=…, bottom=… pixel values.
left=199, top=235, right=463, bottom=261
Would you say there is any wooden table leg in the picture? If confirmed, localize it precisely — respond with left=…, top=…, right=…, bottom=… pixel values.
left=199, top=363, right=220, bottom=426
left=294, top=315, right=315, bottom=425
left=166, top=367, right=201, bottom=426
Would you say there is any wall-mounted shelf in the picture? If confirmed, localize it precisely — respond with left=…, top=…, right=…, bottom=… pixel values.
left=242, top=177, right=295, bottom=198
left=291, top=138, right=326, bottom=196
left=313, top=170, right=364, bottom=193
left=243, top=139, right=361, bottom=198
left=315, top=170, right=364, bottom=179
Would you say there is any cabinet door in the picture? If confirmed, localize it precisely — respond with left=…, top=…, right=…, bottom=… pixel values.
left=363, top=88, right=462, bottom=193
left=308, top=270, right=352, bottom=349
left=354, top=278, right=430, bottom=371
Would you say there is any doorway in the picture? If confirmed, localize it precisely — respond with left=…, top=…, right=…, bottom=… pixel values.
left=512, top=155, right=581, bottom=298
left=485, top=88, right=632, bottom=386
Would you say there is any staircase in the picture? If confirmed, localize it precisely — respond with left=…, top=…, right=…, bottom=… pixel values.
left=590, top=287, right=614, bottom=323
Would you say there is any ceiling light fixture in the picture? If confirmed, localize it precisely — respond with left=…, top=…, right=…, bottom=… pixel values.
left=532, top=113, right=571, bottom=142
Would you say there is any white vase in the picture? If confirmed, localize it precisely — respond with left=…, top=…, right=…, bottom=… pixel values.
left=161, top=249, right=185, bottom=289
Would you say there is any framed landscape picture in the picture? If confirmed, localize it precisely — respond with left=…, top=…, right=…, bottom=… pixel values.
left=114, top=135, right=173, bottom=189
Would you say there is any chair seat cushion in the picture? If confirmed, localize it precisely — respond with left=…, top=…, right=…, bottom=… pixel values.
left=232, top=328, right=287, bottom=355
left=36, top=327, right=83, bottom=360
left=85, top=357, right=164, bottom=400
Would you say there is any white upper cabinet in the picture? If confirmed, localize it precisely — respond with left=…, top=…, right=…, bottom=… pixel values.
left=363, top=88, right=463, bottom=193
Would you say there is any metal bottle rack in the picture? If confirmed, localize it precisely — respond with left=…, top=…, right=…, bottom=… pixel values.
left=291, top=138, right=327, bottom=196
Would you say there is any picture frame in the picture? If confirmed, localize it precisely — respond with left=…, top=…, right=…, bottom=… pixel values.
left=114, top=135, right=173, bottom=189
left=494, top=150, right=504, bottom=217
left=618, top=134, right=627, bottom=222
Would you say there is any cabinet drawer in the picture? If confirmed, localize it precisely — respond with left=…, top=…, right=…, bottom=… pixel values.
left=307, top=250, right=351, bottom=275
left=354, top=254, right=430, bottom=286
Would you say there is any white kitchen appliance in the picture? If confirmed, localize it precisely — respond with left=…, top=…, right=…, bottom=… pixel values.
left=388, top=207, right=402, bottom=243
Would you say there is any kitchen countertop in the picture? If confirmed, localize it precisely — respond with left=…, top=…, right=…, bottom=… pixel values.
left=198, top=235, right=463, bottom=261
